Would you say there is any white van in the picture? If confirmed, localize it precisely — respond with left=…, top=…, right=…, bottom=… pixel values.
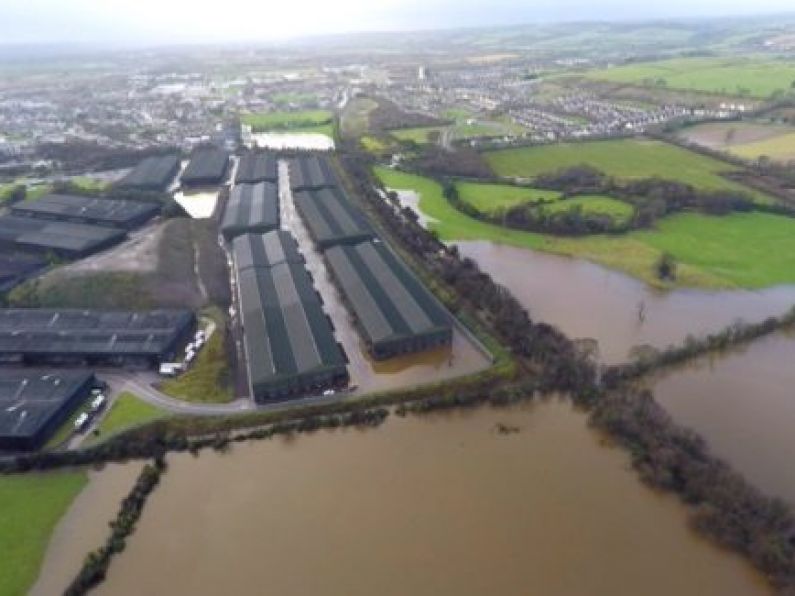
left=74, top=412, right=90, bottom=432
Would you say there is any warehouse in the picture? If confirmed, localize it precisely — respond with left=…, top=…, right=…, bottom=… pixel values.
left=180, top=148, right=229, bottom=187
left=233, top=231, right=347, bottom=403
left=233, top=230, right=304, bottom=271
left=0, top=370, right=95, bottom=451
left=221, top=182, right=279, bottom=241
left=0, top=253, right=47, bottom=293
left=293, top=187, right=374, bottom=249
left=235, top=151, right=278, bottom=184
left=289, top=154, right=339, bottom=191
left=324, top=240, right=452, bottom=359
left=118, top=154, right=181, bottom=191
left=0, top=309, right=196, bottom=368
left=11, top=194, right=160, bottom=229
left=0, top=215, right=127, bottom=259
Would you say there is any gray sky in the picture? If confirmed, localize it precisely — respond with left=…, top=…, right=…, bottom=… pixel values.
left=1, top=0, right=794, bottom=45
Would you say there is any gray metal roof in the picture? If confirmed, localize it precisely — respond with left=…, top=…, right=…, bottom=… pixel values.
left=289, top=155, right=338, bottom=190
left=232, top=231, right=303, bottom=271
left=181, top=148, right=229, bottom=185
left=0, top=370, right=94, bottom=441
left=235, top=152, right=278, bottom=184
left=235, top=252, right=344, bottom=391
left=0, top=309, right=195, bottom=357
left=221, top=182, right=279, bottom=239
left=0, top=215, right=126, bottom=256
left=293, top=187, right=374, bottom=248
left=324, top=240, right=451, bottom=346
left=119, top=154, right=180, bottom=190
left=12, top=194, right=159, bottom=228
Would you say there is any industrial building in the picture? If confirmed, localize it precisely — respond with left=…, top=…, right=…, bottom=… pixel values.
left=232, top=230, right=304, bottom=271
left=11, top=194, right=160, bottom=230
left=235, top=151, right=278, bottom=184
left=118, top=154, right=181, bottom=191
left=0, top=253, right=47, bottom=293
left=293, top=187, right=374, bottom=249
left=289, top=154, right=339, bottom=191
left=221, top=182, right=279, bottom=241
left=324, top=240, right=452, bottom=359
left=233, top=231, right=347, bottom=403
left=180, top=148, right=229, bottom=187
left=0, top=215, right=127, bottom=259
left=0, top=370, right=96, bottom=451
left=0, top=309, right=196, bottom=368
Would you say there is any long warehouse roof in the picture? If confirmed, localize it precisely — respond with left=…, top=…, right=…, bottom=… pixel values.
left=236, top=249, right=344, bottom=389
left=118, top=154, right=181, bottom=190
left=221, top=182, right=279, bottom=240
left=233, top=231, right=304, bottom=271
left=0, top=214, right=126, bottom=256
left=12, top=194, right=159, bottom=228
left=324, top=240, right=451, bottom=346
left=235, top=151, right=278, bottom=184
left=293, top=187, right=373, bottom=248
left=181, top=148, right=229, bottom=185
left=289, top=155, right=339, bottom=190
left=0, top=309, right=195, bottom=356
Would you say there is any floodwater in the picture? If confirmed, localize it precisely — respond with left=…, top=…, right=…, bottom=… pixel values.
left=277, top=161, right=492, bottom=394
left=457, top=241, right=795, bottom=364
left=174, top=188, right=220, bottom=219
left=92, top=400, right=768, bottom=596
left=650, top=331, right=795, bottom=505
left=32, top=462, right=143, bottom=596
left=250, top=132, right=335, bottom=151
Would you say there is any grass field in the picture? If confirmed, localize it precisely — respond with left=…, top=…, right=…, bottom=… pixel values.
left=242, top=109, right=334, bottom=136
left=375, top=166, right=795, bottom=289
left=391, top=108, right=525, bottom=145
left=456, top=181, right=561, bottom=212
left=542, top=195, right=635, bottom=224
left=0, top=472, right=88, bottom=596
left=678, top=121, right=795, bottom=162
left=586, top=57, right=795, bottom=98
left=484, top=138, right=774, bottom=204
left=85, top=392, right=168, bottom=446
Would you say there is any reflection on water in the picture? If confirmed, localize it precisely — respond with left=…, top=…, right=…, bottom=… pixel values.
left=173, top=188, right=220, bottom=219
left=458, top=241, right=795, bottom=364
left=250, top=132, right=335, bottom=151
left=93, top=400, right=767, bottom=596
left=650, top=330, right=795, bottom=505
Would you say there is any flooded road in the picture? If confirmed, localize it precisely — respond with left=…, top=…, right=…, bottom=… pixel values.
left=91, top=400, right=767, bottom=596
left=650, top=331, right=795, bottom=505
left=174, top=188, right=220, bottom=219
left=32, top=463, right=143, bottom=596
left=457, top=241, right=795, bottom=364
left=278, top=161, right=492, bottom=394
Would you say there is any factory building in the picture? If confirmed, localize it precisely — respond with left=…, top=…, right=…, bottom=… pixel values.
left=293, top=187, right=374, bottom=249
left=235, top=151, right=278, bottom=184
left=233, top=230, right=347, bottom=403
left=288, top=154, right=339, bottom=191
left=221, top=181, right=279, bottom=241
left=118, top=154, right=181, bottom=191
left=0, top=215, right=127, bottom=259
left=180, top=147, right=229, bottom=187
left=324, top=240, right=452, bottom=359
left=0, top=370, right=95, bottom=451
left=11, top=194, right=160, bottom=230
left=0, top=309, right=196, bottom=368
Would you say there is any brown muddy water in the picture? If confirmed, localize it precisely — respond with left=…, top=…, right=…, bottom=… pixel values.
left=650, top=331, right=795, bottom=505
left=31, top=462, right=143, bottom=596
left=82, top=401, right=768, bottom=596
left=457, top=241, right=795, bottom=364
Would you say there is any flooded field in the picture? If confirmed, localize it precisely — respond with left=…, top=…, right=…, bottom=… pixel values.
left=89, top=400, right=767, bottom=596
left=32, top=463, right=143, bottom=596
left=278, top=161, right=492, bottom=394
left=650, top=331, right=795, bottom=504
left=250, top=132, right=335, bottom=151
left=174, top=188, right=220, bottom=219
left=457, top=241, right=795, bottom=364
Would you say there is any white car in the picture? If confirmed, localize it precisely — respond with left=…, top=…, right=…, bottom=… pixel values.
left=90, top=395, right=107, bottom=412
left=74, top=412, right=90, bottom=432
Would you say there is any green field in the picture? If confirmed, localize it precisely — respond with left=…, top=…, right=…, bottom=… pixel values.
left=391, top=108, right=525, bottom=145
left=85, top=392, right=168, bottom=446
left=375, top=166, right=795, bottom=289
left=586, top=57, right=795, bottom=98
left=456, top=181, right=561, bottom=212
left=0, top=472, right=88, bottom=596
left=241, top=109, right=334, bottom=136
left=541, top=195, right=635, bottom=224
left=484, top=138, right=774, bottom=204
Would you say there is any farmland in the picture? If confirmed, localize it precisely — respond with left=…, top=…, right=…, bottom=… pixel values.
left=484, top=138, right=775, bottom=203
left=678, top=121, right=795, bottom=162
left=0, top=471, right=88, bottom=596
left=541, top=195, right=635, bottom=224
left=390, top=109, right=525, bottom=144
left=586, top=57, right=795, bottom=98
left=375, top=166, right=795, bottom=289
left=241, top=109, right=334, bottom=136
left=456, top=182, right=560, bottom=212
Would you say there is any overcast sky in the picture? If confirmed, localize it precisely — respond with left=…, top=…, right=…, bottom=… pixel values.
left=1, top=0, right=794, bottom=45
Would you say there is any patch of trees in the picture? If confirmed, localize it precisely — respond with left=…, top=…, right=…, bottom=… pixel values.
left=405, top=144, right=494, bottom=179
left=65, top=458, right=166, bottom=595
left=36, top=141, right=180, bottom=174
left=368, top=97, right=450, bottom=131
